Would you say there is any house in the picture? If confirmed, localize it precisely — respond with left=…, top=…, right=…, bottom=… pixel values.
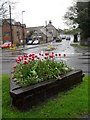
left=46, top=20, right=57, bottom=39
left=2, top=19, right=26, bottom=45
left=26, top=21, right=57, bottom=43
left=33, top=27, right=52, bottom=43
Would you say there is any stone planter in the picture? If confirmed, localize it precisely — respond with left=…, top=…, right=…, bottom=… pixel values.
left=10, top=69, right=84, bottom=111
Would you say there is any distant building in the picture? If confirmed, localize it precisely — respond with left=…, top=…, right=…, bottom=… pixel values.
left=26, top=20, right=57, bottom=43
left=2, top=19, right=26, bottom=45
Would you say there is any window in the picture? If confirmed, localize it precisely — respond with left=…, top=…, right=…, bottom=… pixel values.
left=3, top=23, right=9, bottom=28
left=4, top=32, right=10, bottom=36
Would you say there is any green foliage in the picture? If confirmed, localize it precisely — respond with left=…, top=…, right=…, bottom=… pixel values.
left=13, top=58, right=71, bottom=87
left=64, top=28, right=80, bottom=34
left=64, top=2, right=90, bottom=40
left=26, top=30, right=34, bottom=38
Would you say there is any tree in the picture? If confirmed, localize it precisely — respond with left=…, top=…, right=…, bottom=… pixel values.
left=64, top=1, right=90, bottom=43
left=0, top=0, right=17, bottom=19
left=77, top=2, right=90, bottom=40
left=64, top=3, right=78, bottom=28
left=26, top=30, right=34, bottom=39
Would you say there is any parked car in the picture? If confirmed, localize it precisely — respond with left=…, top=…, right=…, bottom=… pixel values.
left=61, top=36, right=66, bottom=39
left=27, top=40, right=33, bottom=45
left=1, top=42, right=12, bottom=49
left=33, top=40, right=40, bottom=45
left=56, top=36, right=62, bottom=42
left=66, top=37, right=70, bottom=40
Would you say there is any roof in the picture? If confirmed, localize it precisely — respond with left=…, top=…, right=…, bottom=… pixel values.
left=2, top=19, right=26, bottom=27
left=26, top=26, right=44, bottom=32
left=3, top=19, right=16, bottom=25
left=40, top=27, right=52, bottom=37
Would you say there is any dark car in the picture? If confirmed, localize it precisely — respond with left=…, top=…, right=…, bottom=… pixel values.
left=56, top=36, right=62, bottom=42
left=66, top=37, right=70, bottom=40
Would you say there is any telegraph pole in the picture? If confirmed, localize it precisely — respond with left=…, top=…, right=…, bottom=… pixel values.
left=9, top=5, right=13, bottom=44
left=22, top=11, right=25, bottom=48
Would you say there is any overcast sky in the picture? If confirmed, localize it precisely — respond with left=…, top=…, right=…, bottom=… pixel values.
left=12, top=0, right=74, bottom=29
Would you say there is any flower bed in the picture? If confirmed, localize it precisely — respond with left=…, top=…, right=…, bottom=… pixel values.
left=10, top=52, right=84, bottom=111
left=12, top=52, right=71, bottom=87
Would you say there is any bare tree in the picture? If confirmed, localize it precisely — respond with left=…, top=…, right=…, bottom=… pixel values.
left=63, top=3, right=78, bottom=28
left=0, top=0, right=17, bottom=19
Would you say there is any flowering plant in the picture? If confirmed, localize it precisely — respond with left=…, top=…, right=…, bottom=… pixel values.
left=12, top=52, right=72, bottom=87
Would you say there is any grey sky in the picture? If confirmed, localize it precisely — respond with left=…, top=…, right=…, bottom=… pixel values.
left=12, top=0, right=74, bottom=29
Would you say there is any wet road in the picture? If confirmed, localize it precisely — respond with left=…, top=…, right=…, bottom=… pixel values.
left=25, top=40, right=89, bottom=75
left=0, top=39, right=89, bottom=75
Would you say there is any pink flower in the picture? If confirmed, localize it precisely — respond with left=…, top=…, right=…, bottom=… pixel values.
left=29, top=57, right=31, bottom=60
left=55, top=53, right=57, bottom=56
left=32, top=54, right=35, bottom=58
left=44, top=56, right=47, bottom=59
left=45, top=52, right=49, bottom=56
left=23, top=60, right=28, bottom=65
left=29, top=54, right=32, bottom=57
left=21, top=56, right=23, bottom=60
left=49, top=54, right=53, bottom=58
left=24, top=54, right=27, bottom=57
left=18, top=56, right=21, bottom=61
left=24, top=57, right=27, bottom=60
left=15, top=58, right=18, bottom=62
left=17, top=61, right=19, bottom=64
left=37, top=57, right=40, bottom=59
left=28, top=59, right=31, bottom=62
left=42, top=54, right=44, bottom=56
left=59, top=54, right=61, bottom=56
left=64, top=54, right=66, bottom=57
left=43, top=72, right=45, bottom=76
left=39, top=52, right=41, bottom=56
left=35, top=55, right=37, bottom=58
left=52, top=52, right=54, bottom=55
left=13, top=65, right=16, bottom=69
left=32, top=57, right=34, bottom=61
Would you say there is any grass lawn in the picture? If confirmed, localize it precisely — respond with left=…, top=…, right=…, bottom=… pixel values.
left=70, top=43, right=90, bottom=49
left=2, top=74, right=88, bottom=119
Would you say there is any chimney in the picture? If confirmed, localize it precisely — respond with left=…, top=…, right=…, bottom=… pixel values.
left=49, top=20, right=52, bottom=24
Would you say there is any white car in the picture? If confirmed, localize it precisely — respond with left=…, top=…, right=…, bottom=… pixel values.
left=33, top=40, right=40, bottom=45
left=27, top=40, right=33, bottom=45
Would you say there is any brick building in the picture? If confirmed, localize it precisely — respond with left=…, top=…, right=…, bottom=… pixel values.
left=2, top=19, right=26, bottom=45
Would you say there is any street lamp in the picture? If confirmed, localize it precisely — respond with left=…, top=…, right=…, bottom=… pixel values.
left=22, top=11, right=25, bottom=48
left=22, top=11, right=25, bottom=24
left=45, top=21, right=48, bottom=43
